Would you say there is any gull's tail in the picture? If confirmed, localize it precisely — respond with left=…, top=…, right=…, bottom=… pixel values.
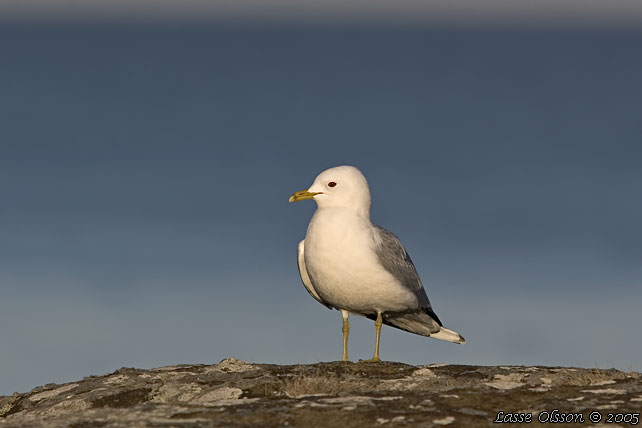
left=378, top=309, right=466, bottom=344
left=430, top=327, right=466, bottom=344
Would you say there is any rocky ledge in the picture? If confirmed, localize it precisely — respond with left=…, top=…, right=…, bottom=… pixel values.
left=1, top=358, right=640, bottom=427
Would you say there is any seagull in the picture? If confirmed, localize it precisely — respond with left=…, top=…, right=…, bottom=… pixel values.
left=289, top=165, right=465, bottom=362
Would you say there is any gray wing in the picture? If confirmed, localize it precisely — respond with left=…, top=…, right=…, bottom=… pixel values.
left=372, top=225, right=445, bottom=336
left=297, top=240, right=332, bottom=309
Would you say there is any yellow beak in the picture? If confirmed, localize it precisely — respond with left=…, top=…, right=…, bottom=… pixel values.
left=289, top=189, right=321, bottom=203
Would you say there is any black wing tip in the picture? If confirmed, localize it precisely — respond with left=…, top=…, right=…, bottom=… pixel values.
left=424, top=308, right=443, bottom=327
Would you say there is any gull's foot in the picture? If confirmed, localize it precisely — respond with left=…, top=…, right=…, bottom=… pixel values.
left=360, top=357, right=381, bottom=363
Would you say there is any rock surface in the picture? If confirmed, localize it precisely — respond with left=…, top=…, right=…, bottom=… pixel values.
left=1, top=358, right=640, bottom=427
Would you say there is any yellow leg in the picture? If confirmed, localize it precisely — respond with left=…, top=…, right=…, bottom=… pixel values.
left=341, top=310, right=350, bottom=362
left=367, top=312, right=383, bottom=362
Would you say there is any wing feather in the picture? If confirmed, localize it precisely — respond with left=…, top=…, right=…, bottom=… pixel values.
left=297, top=240, right=332, bottom=309
left=373, top=225, right=440, bottom=323
left=371, top=226, right=468, bottom=343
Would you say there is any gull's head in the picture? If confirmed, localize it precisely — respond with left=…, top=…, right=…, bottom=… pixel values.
left=289, top=165, right=371, bottom=213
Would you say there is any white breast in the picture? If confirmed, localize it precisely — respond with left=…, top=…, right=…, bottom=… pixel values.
left=303, top=209, right=417, bottom=314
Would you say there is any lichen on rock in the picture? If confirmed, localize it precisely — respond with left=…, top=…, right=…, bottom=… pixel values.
left=0, top=359, right=640, bottom=427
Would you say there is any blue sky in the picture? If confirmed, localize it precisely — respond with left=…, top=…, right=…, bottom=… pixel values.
left=1, top=5, right=641, bottom=395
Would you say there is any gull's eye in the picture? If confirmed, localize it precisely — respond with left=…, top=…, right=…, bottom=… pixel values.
left=328, top=181, right=337, bottom=188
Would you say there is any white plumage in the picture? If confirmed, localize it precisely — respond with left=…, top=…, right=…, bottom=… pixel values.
left=302, top=208, right=417, bottom=313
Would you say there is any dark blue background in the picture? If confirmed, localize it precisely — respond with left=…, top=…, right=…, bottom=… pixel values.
left=1, top=21, right=641, bottom=395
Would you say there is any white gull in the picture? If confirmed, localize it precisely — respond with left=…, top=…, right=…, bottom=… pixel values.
left=290, top=165, right=465, bottom=362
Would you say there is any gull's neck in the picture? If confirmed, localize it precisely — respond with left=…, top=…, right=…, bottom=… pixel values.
left=312, top=205, right=372, bottom=224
